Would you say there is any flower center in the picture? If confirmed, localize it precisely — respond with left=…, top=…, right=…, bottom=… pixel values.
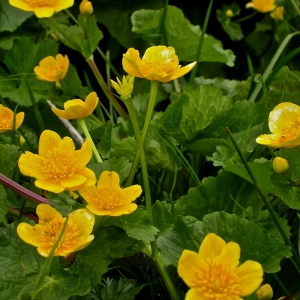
left=195, top=259, right=241, bottom=299
left=0, top=112, right=13, bottom=129
left=25, top=0, right=56, bottom=6
left=281, top=117, right=300, bottom=138
left=42, top=147, right=76, bottom=179
left=96, top=187, right=124, bottom=209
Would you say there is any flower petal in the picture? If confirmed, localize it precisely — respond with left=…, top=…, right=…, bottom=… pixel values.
left=59, top=174, right=87, bottom=188
left=15, top=112, right=25, bottom=129
left=35, top=178, right=65, bottom=193
left=122, top=48, right=144, bottom=78
left=17, top=223, right=43, bottom=247
left=121, top=185, right=142, bottom=204
left=36, top=203, right=63, bottom=222
left=79, top=185, right=99, bottom=205
left=237, top=260, right=263, bottom=296
left=34, top=7, right=55, bottom=18
left=219, top=241, right=240, bottom=270
left=18, top=152, right=49, bottom=180
left=198, top=233, right=226, bottom=260
left=84, top=91, right=99, bottom=114
left=69, top=208, right=95, bottom=236
left=39, top=130, right=61, bottom=157
left=109, top=203, right=138, bottom=216
left=177, top=249, right=203, bottom=288
left=74, top=138, right=93, bottom=171
left=169, top=62, right=197, bottom=81
left=68, top=168, right=96, bottom=191
left=97, top=171, right=120, bottom=189
left=86, top=204, right=111, bottom=215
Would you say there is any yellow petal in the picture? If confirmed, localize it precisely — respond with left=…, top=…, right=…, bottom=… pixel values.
left=169, top=61, right=197, bottom=81
left=122, top=48, right=144, bottom=78
left=84, top=91, right=99, bottom=114
left=121, top=185, right=142, bottom=204
left=219, top=241, right=240, bottom=269
left=15, top=112, right=25, bottom=129
left=18, top=152, right=49, bottom=180
left=17, top=223, right=43, bottom=247
left=9, top=0, right=32, bottom=11
left=59, top=174, right=87, bottom=188
left=79, top=185, right=99, bottom=205
left=74, top=138, right=93, bottom=171
left=177, top=249, right=203, bottom=288
left=97, top=171, right=120, bottom=189
left=35, top=178, right=65, bottom=193
left=39, top=130, right=61, bottom=157
left=33, top=7, right=55, bottom=18
left=69, top=208, right=95, bottom=236
left=86, top=204, right=111, bottom=216
left=198, top=233, right=226, bottom=260
left=68, top=168, right=96, bottom=191
left=109, top=203, right=138, bottom=216
left=237, top=260, right=263, bottom=296
left=53, top=0, right=74, bottom=12
left=36, top=203, right=63, bottom=222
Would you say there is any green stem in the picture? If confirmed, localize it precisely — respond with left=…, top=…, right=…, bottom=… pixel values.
left=23, top=76, right=45, bottom=132
left=226, top=127, right=300, bottom=273
left=189, top=0, right=213, bottom=85
left=77, top=118, right=102, bottom=163
left=86, top=57, right=127, bottom=119
left=125, top=81, right=159, bottom=187
left=123, top=96, right=181, bottom=300
left=290, top=0, right=300, bottom=16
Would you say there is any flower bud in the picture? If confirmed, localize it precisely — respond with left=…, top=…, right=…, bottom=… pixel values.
left=256, top=284, right=273, bottom=300
left=226, top=9, right=234, bottom=18
left=270, top=6, right=284, bottom=20
left=273, top=157, right=289, bottom=174
left=80, top=0, right=93, bottom=16
left=111, top=75, right=134, bottom=100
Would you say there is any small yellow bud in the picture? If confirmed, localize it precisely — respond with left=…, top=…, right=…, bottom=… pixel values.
left=20, top=135, right=25, bottom=146
left=226, top=9, right=234, bottom=18
left=273, top=157, right=289, bottom=174
left=80, top=0, right=93, bottom=16
left=256, top=284, right=273, bottom=300
left=110, top=75, right=134, bottom=100
left=270, top=6, right=284, bottom=20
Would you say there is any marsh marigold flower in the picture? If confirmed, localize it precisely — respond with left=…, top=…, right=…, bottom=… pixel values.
left=9, top=0, right=74, bottom=18
left=0, top=105, right=24, bottom=133
left=34, top=54, right=69, bottom=82
left=18, top=130, right=96, bottom=193
left=256, top=102, right=300, bottom=148
left=79, top=171, right=142, bottom=216
left=110, top=76, right=134, bottom=99
left=17, top=204, right=95, bottom=257
left=178, top=233, right=263, bottom=300
left=51, top=92, right=99, bottom=119
left=122, top=46, right=196, bottom=83
left=79, top=0, right=93, bottom=16
left=246, top=0, right=276, bottom=13
left=270, top=6, right=284, bottom=20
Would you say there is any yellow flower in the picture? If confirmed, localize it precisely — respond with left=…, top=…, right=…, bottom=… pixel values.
left=34, top=54, right=69, bottom=82
left=17, top=204, right=95, bottom=257
left=246, top=0, right=276, bottom=13
left=51, top=92, right=99, bottom=119
left=110, top=75, right=134, bottom=99
left=272, top=157, right=289, bottom=174
left=256, top=284, right=273, bottom=300
left=178, top=233, right=263, bottom=300
left=226, top=9, right=234, bottom=18
left=270, top=6, right=284, bottom=20
left=122, top=46, right=196, bottom=83
left=256, top=102, right=300, bottom=148
left=79, top=0, right=93, bottom=16
left=9, top=0, right=74, bottom=18
left=0, top=105, right=24, bottom=133
left=18, top=130, right=96, bottom=193
left=79, top=171, right=142, bottom=216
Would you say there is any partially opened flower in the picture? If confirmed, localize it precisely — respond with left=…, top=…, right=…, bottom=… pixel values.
left=34, top=54, right=69, bottom=82
left=270, top=6, right=284, bottom=20
left=122, top=46, right=196, bottom=82
left=256, top=102, right=300, bottom=148
left=110, top=76, right=134, bottom=99
left=79, top=171, right=142, bottom=216
left=17, top=204, right=95, bottom=257
left=9, top=0, right=74, bottom=18
left=18, top=130, right=96, bottom=193
left=178, top=233, right=263, bottom=300
left=0, top=105, right=24, bottom=133
left=51, top=92, right=99, bottom=119
left=79, top=0, right=93, bottom=16
left=246, top=0, right=276, bottom=13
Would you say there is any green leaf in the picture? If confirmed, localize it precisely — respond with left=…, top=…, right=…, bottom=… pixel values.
left=152, top=201, right=174, bottom=236
left=102, top=209, right=159, bottom=244
left=157, top=215, right=203, bottom=266
left=89, top=157, right=132, bottom=184
left=0, top=144, right=21, bottom=177
left=201, top=212, right=291, bottom=273
left=96, top=121, right=113, bottom=159
left=131, top=5, right=235, bottom=65
left=160, top=85, right=232, bottom=141
left=78, top=15, right=103, bottom=59
left=174, top=170, right=263, bottom=220
left=0, top=0, right=32, bottom=32
left=0, top=186, right=8, bottom=223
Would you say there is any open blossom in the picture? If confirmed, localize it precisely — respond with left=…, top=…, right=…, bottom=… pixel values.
left=9, top=0, right=74, bottom=18
left=0, top=105, right=24, bottom=133
left=34, top=54, right=69, bottom=82
left=51, top=92, right=99, bottom=119
left=79, top=171, right=142, bottom=216
left=178, top=233, right=263, bottom=300
left=256, top=102, right=300, bottom=148
left=110, top=76, right=134, bottom=99
left=122, top=46, right=196, bottom=82
left=246, top=0, right=276, bottom=13
left=17, top=204, right=95, bottom=257
left=18, top=130, right=96, bottom=193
